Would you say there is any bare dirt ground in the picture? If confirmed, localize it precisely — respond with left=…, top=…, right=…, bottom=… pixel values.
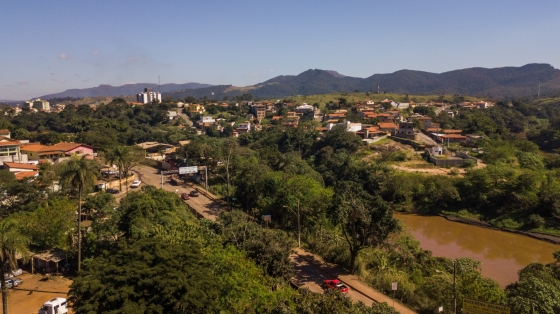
left=0, top=273, right=72, bottom=314
left=364, top=139, right=486, bottom=177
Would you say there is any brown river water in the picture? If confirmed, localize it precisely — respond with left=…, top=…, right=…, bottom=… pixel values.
left=393, top=213, right=560, bottom=288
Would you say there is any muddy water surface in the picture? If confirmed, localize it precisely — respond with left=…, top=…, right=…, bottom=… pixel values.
left=394, top=213, right=560, bottom=287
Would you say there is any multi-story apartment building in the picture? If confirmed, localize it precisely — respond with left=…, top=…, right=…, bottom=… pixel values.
left=136, top=88, right=162, bottom=104
left=25, top=99, right=50, bottom=111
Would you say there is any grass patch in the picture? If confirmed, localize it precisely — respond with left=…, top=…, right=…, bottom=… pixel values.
left=369, top=138, right=393, bottom=146
left=441, top=209, right=483, bottom=220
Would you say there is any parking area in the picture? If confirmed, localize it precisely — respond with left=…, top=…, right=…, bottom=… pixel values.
left=0, top=273, right=72, bottom=314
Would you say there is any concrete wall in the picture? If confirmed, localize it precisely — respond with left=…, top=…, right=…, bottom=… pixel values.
left=455, top=151, right=478, bottom=162
left=388, top=136, right=422, bottom=150
left=428, top=155, right=467, bottom=167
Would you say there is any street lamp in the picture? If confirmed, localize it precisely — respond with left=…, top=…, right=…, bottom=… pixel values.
left=436, top=260, right=457, bottom=314
left=283, top=199, right=300, bottom=248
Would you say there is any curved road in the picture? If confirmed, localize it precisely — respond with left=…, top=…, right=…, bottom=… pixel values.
left=133, top=165, right=416, bottom=314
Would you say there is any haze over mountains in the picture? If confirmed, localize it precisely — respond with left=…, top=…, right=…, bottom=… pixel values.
left=39, top=64, right=560, bottom=101
left=39, top=83, right=212, bottom=99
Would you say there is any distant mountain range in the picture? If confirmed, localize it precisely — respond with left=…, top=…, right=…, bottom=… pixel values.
left=39, top=83, right=212, bottom=99
left=39, top=64, right=560, bottom=100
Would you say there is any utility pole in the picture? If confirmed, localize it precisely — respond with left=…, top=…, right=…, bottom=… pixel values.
left=283, top=200, right=301, bottom=247
left=453, top=260, right=457, bottom=314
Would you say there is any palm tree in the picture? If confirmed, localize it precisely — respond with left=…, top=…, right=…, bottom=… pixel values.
left=104, top=146, right=128, bottom=191
left=59, top=154, right=99, bottom=271
left=0, top=218, right=30, bottom=314
left=104, top=146, right=143, bottom=193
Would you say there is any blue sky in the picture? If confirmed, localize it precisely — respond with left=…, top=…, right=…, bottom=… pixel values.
left=2, top=0, right=559, bottom=100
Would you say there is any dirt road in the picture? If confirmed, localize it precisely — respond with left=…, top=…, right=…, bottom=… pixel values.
left=0, top=273, right=72, bottom=314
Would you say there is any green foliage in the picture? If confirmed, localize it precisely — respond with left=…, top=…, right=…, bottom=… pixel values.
left=333, top=181, right=400, bottom=272
left=118, top=186, right=195, bottom=239
left=507, top=258, right=560, bottom=314
left=14, top=197, right=75, bottom=251
left=69, top=238, right=221, bottom=314
left=218, top=210, right=295, bottom=281
left=0, top=218, right=31, bottom=314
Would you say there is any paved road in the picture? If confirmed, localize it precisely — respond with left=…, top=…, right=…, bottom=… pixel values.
left=132, top=165, right=416, bottom=314
left=132, top=166, right=222, bottom=220
left=291, top=249, right=416, bottom=314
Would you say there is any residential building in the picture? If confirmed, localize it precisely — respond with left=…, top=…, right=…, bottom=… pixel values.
left=167, top=111, right=178, bottom=120
left=236, top=121, right=251, bottom=134
left=439, top=134, right=468, bottom=143
left=136, top=88, right=162, bottom=104
left=25, top=99, right=50, bottom=111
left=252, top=105, right=266, bottom=119
left=21, top=142, right=95, bottom=163
left=431, top=146, right=444, bottom=156
left=396, top=121, right=416, bottom=139
left=200, top=116, right=216, bottom=124
left=295, top=104, right=315, bottom=114
left=187, top=104, right=205, bottom=114
left=378, top=122, right=398, bottom=134
left=0, top=129, right=10, bottom=138
left=2, top=162, right=39, bottom=180
left=0, top=135, right=27, bottom=165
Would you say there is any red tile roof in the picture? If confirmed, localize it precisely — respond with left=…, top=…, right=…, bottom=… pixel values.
left=443, top=129, right=462, bottom=134
left=15, top=171, right=39, bottom=180
left=3, top=162, right=39, bottom=170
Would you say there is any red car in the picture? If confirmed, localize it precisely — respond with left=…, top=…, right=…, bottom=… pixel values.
left=323, top=279, right=349, bottom=294
left=180, top=193, right=190, bottom=200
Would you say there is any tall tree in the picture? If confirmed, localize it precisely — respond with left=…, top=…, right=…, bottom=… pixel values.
left=333, top=181, right=399, bottom=273
left=104, top=145, right=144, bottom=192
left=0, top=218, right=30, bottom=314
left=59, top=155, right=99, bottom=271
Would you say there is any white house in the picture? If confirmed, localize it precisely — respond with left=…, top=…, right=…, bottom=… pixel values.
left=431, top=146, right=444, bottom=156
left=200, top=116, right=216, bottom=124
left=167, top=111, right=178, bottom=120
left=236, top=121, right=251, bottom=134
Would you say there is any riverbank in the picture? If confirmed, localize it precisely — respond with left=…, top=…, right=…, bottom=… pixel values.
left=394, top=213, right=559, bottom=287
left=438, top=214, right=560, bottom=245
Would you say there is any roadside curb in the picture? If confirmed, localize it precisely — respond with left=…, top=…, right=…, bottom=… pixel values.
left=293, top=250, right=416, bottom=313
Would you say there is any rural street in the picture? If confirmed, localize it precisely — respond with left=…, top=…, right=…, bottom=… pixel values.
left=132, top=166, right=222, bottom=220
left=132, top=166, right=416, bottom=314
left=416, top=131, right=438, bottom=146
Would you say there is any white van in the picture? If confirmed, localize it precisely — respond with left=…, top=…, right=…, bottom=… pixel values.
left=38, top=297, right=68, bottom=314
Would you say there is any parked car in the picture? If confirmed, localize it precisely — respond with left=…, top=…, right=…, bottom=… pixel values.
left=323, top=279, right=349, bottom=294
left=1, top=280, right=13, bottom=289
left=8, top=278, right=23, bottom=287
left=106, top=188, right=119, bottom=194
left=4, top=268, right=22, bottom=278
left=11, top=268, right=22, bottom=277
left=189, top=190, right=199, bottom=197
left=130, top=180, right=141, bottom=188
left=101, top=170, right=118, bottom=177
left=38, top=297, right=69, bottom=314
left=180, top=193, right=190, bottom=200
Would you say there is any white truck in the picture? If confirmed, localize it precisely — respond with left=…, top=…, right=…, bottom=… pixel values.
left=38, top=297, right=68, bottom=314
